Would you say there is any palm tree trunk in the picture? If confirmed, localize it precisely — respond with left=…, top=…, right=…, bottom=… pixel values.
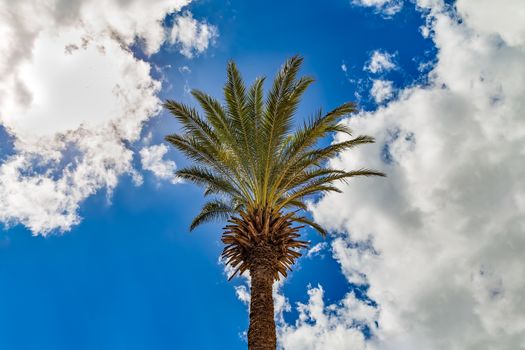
left=248, top=245, right=276, bottom=350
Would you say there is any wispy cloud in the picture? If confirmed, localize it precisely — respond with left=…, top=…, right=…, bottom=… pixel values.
left=305, top=242, right=328, bottom=259
left=352, top=0, right=403, bottom=16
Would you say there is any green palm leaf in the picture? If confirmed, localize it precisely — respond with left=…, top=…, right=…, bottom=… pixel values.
left=165, top=56, right=385, bottom=349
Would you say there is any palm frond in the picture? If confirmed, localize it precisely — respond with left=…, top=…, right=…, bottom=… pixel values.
left=191, top=89, right=235, bottom=145
left=260, top=56, right=313, bottom=204
left=165, top=56, right=385, bottom=281
left=190, top=199, right=236, bottom=231
left=164, top=100, right=219, bottom=145
left=177, top=166, right=243, bottom=199
left=292, top=216, right=328, bottom=237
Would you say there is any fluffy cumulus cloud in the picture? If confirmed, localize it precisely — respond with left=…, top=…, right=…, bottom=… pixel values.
left=169, top=11, right=218, bottom=58
left=370, top=80, right=394, bottom=103
left=279, top=286, right=377, bottom=350
left=365, top=50, right=396, bottom=74
left=140, top=144, right=179, bottom=184
left=282, top=0, right=525, bottom=349
left=0, top=0, right=216, bottom=234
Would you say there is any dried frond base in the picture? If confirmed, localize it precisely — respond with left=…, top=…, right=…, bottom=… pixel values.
left=221, top=207, right=308, bottom=280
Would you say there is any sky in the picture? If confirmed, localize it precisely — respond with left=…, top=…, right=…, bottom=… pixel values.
left=0, top=0, right=524, bottom=349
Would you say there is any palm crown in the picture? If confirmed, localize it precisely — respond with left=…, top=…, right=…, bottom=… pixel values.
left=165, top=56, right=383, bottom=281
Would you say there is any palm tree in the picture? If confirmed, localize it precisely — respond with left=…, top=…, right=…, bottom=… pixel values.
left=164, top=56, right=384, bottom=350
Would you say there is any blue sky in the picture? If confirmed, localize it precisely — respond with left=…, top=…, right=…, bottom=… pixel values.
left=1, top=0, right=524, bottom=349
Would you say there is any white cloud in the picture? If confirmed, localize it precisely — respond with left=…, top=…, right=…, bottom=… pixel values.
left=306, top=242, right=328, bottom=258
left=285, top=0, right=525, bottom=349
left=352, top=0, right=403, bottom=16
left=278, top=285, right=377, bottom=350
left=331, top=238, right=376, bottom=286
left=235, top=285, right=251, bottom=305
left=455, top=0, right=525, bottom=47
left=178, top=65, right=192, bottom=74
left=229, top=243, right=373, bottom=350
left=140, top=144, right=179, bottom=184
left=169, top=11, right=218, bottom=58
left=370, top=79, right=394, bottom=103
left=365, top=50, right=396, bottom=73
left=0, top=0, right=215, bottom=234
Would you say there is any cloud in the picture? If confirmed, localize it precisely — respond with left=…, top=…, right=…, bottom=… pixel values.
left=455, top=0, right=525, bottom=47
left=140, top=144, right=179, bottom=184
left=284, top=0, right=525, bottom=349
left=306, top=242, right=328, bottom=259
left=178, top=65, right=192, bottom=74
left=169, top=11, right=218, bottom=58
left=0, top=0, right=215, bottom=234
left=352, top=0, right=403, bottom=16
left=279, top=285, right=377, bottom=350
left=370, top=79, right=394, bottom=103
left=235, top=285, right=251, bottom=305
left=365, top=50, right=396, bottom=73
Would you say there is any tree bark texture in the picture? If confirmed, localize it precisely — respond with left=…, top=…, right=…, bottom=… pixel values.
left=248, top=244, right=276, bottom=350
